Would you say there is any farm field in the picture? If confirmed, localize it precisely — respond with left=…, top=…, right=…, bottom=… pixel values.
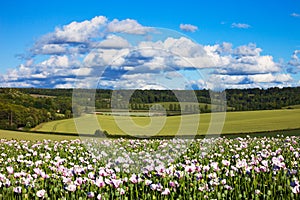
left=33, top=109, right=300, bottom=136
left=0, top=136, right=299, bottom=199
left=0, top=129, right=80, bottom=141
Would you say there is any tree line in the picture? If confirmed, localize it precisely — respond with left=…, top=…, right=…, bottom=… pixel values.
left=0, top=88, right=72, bottom=130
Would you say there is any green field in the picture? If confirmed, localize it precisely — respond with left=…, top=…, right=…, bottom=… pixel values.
left=33, top=109, right=300, bottom=136
left=0, top=129, right=80, bottom=141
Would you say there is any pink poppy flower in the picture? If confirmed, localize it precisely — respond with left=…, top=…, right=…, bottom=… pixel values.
left=13, top=186, right=22, bottom=194
left=222, top=160, right=230, bottom=167
left=161, top=188, right=170, bottom=195
left=36, top=189, right=46, bottom=198
left=6, top=166, right=13, bottom=174
left=65, top=184, right=76, bottom=192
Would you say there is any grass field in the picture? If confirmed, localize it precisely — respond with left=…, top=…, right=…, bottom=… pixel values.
left=33, top=109, right=300, bottom=136
left=0, top=129, right=80, bottom=141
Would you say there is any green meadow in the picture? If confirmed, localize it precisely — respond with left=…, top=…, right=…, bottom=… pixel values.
left=0, top=129, right=80, bottom=141
left=33, top=108, right=300, bottom=136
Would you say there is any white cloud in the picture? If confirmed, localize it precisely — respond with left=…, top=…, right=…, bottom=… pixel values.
left=217, top=42, right=233, bottom=54
left=107, top=19, right=151, bottom=34
left=231, top=23, right=251, bottom=29
left=49, top=16, right=107, bottom=43
left=83, top=48, right=129, bottom=69
left=39, top=55, right=70, bottom=68
left=99, top=73, right=166, bottom=89
left=217, top=55, right=280, bottom=75
left=288, top=50, right=300, bottom=73
left=29, top=16, right=108, bottom=57
left=94, top=35, right=130, bottom=49
left=215, top=43, right=281, bottom=75
left=137, top=37, right=225, bottom=70
left=179, top=24, right=198, bottom=32
left=99, top=72, right=190, bottom=90
left=248, top=73, right=292, bottom=83
left=0, top=15, right=295, bottom=89
left=34, top=44, right=67, bottom=55
left=208, top=73, right=293, bottom=90
left=72, top=68, right=93, bottom=76
left=291, top=13, right=300, bottom=17
left=31, top=73, right=47, bottom=79
left=163, top=37, right=205, bottom=57
left=234, top=43, right=261, bottom=56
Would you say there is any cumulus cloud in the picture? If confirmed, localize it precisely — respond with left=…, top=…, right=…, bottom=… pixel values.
left=33, top=44, right=67, bottom=55
left=39, top=55, right=70, bottom=68
left=231, top=23, right=251, bottom=29
left=179, top=24, right=198, bottom=32
left=107, top=19, right=152, bottom=34
left=249, top=73, right=292, bottom=83
left=45, top=16, right=107, bottom=43
left=206, top=43, right=293, bottom=89
left=83, top=48, right=129, bottom=69
left=288, top=50, right=300, bottom=73
left=208, top=73, right=293, bottom=89
left=29, top=16, right=108, bottom=57
left=94, top=35, right=130, bottom=49
left=137, top=37, right=223, bottom=70
left=0, top=15, right=295, bottom=89
left=234, top=43, right=261, bottom=57
left=214, top=43, right=281, bottom=75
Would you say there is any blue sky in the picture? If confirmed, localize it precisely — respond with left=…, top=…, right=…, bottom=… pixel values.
left=0, top=0, right=300, bottom=89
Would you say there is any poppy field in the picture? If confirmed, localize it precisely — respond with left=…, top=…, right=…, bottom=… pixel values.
left=0, top=135, right=299, bottom=199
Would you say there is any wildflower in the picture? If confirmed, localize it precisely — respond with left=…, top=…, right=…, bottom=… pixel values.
left=14, top=186, right=22, bottom=194
left=145, top=179, right=152, bottom=186
left=195, top=173, right=203, bottom=180
left=87, top=192, right=95, bottom=198
left=112, top=179, right=122, bottom=188
left=36, top=189, right=46, bottom=198
left=224, top=185, right=233, bottom=190
left=75, top=177, right=83, bottom=186
left=292, top=186, right=300, bottom=194
left=221, top=179, right=226, bottom=185
left=169, top=181, right=178, bottom=188
left=161, top=188, right=170, bottom=195
left=118, top=188, right=125, bottom=195
left=203, top=165, right=210, bottom=172
left=4, top=179, right=11, bottom=187
left=261, top=160, right=268, bottom=167
left=236, top=159, right=247, bottom=168
left=211, top=162, right=219, bottom=171
left=150, top=184, right=158, bottom=191
left=222, top=160, right=230, bottom=167
left=65, top=184, right=76, bottom=192
left=97, top=194, right=102, bottom=200
left=6, top=166, right=13, bottom=174
left=129, top=174, right=138, bottom=184
left=174, top=171, right=184, bottom=178
left=88, top=172, right=95, bottom=179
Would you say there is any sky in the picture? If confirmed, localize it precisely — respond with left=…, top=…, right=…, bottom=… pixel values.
left=0, top=0, right=300, bottom=89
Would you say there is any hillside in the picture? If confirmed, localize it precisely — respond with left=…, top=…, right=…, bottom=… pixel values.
left=34, top=109, right=300, bottom=136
